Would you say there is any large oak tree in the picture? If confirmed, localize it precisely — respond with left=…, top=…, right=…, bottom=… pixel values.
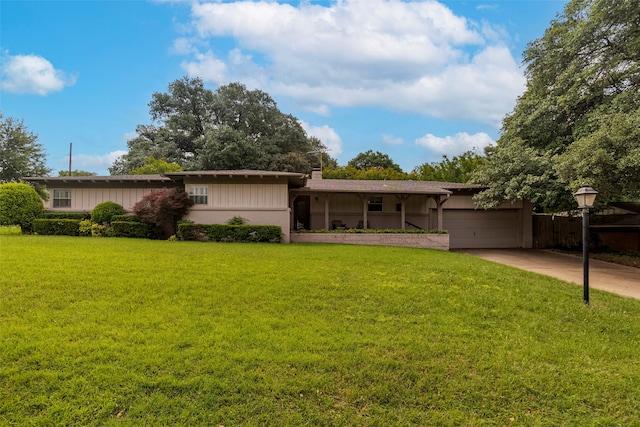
left=111, top=78, right=329, bottom=174
left=473, top=0, right=640, bottom=211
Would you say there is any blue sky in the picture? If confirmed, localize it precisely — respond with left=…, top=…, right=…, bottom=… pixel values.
left=1, top=0, right=567, bottom=175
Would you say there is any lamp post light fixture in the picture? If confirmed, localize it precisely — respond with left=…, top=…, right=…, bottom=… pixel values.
left=574, top=184, right=598, bottom=305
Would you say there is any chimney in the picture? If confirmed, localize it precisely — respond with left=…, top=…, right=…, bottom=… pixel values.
left=311, top=168, right=323, bottom=180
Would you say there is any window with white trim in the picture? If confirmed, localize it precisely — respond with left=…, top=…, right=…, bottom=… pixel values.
left=188, top=186, right=208, bottom=205
left=368, top=196, right=383, bottom=212
left=53, top=189, right=71, bottom=208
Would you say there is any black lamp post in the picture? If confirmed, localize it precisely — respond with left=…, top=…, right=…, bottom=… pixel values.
left=574, top=184, right=598, bottom=305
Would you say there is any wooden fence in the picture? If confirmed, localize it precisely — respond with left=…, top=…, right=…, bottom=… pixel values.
left=532, top=215, right=582, bottom=249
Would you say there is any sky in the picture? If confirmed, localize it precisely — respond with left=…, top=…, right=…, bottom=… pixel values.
left=1, top=0, right=568, bottom=176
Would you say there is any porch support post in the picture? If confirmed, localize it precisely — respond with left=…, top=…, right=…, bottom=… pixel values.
left=398, top=195, right=408, bottom=229
left=323, top=194, right=330, bottom=230
left=435, top=194, right=449, bottom=230
left=361, top=194, right=368, bottom=229
left=290, top=194, right=298, bottom=232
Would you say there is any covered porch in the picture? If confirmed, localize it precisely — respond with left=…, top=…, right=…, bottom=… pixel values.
left=289, top=171, right=453, bottom=233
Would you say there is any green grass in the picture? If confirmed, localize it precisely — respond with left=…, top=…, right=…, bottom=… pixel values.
left=1, top=236, right=639, bottom=426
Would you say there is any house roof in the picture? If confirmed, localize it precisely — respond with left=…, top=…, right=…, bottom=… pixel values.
left=22, top=174, right=172, bottom=183
left=294, top=178, right=459, bottom=196
left=162, top=170, right=307, bottom=187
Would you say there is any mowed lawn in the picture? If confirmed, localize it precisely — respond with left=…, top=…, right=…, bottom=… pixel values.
left=1, top=236, right=639, bottom=426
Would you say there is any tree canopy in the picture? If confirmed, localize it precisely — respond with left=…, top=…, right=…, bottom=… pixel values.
left=111, top=78, right=329, bottom=175
left=413, top=151, right=484, bottom=183
left=1, top=113, right=51, bottom=182
left=347, top=150, right=403, bottom=172
left=473, top=0, right=640, bottom=211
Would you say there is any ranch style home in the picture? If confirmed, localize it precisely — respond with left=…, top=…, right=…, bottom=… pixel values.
left=24, top=169, right=533, bottom=249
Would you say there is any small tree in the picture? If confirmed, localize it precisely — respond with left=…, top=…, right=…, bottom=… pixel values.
left=132, top=189, right=193, bottom=239
left=91, top=201, right=125, bottom=225
left=0, top=182, right=44, bottom=233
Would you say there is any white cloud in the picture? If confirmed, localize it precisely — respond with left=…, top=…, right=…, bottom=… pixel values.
left=62, top=150, right=128, bottom=173
left=300, top=121, right=343, bottom=157
left=175, top=0, right=524, bottom=125
left=0, top=53, right=76, bottom=95
left=180, top=50, right=227, bottom=85
left=415, top=132, right=494, bottom=156
left=122, top=131, right=138, bottom=142
left=382, top=134, right=404, bottom=145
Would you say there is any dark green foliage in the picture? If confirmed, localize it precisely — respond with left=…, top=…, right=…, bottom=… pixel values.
left=474, top=0, right=640, bottom=210
left=110, top=78, right=331, bottom=174
left=178, top=223, right=282, bottom=243
left=0, top=182, right=44, bottom=232
left=297, top=228, right=447, bottom=234
left=0, top=114, right=52, bottom=198
left=32, top=219, right=80, bottom=236
left=91, top=202, right=125, bottom=225
left=413, top=150, right=485, bottom=183
left=110, top=221, right=152, bottom=239
left=226, top=216, right=246, bottom=225
left=111, top=214, right=139, bottom=222
left=347, top=150, right=403, bottom=172
left=42, top=211, right=91, bottom=220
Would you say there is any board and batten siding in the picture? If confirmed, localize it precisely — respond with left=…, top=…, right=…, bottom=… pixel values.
left=208, top=183, right=288, bottom=208
left=45, top=187, right=164, bottom=212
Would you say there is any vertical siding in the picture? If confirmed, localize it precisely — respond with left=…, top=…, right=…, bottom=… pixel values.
left=210, top=184, right=287, bottom=208
left=48, top=187, right=166, bottom=212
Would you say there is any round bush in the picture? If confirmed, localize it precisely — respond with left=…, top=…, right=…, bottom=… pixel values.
left=0, top=183, right=44, bottom=233
left=91, top=201, right=125, bottom=225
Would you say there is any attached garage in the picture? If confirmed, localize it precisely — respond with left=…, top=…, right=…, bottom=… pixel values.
left=444, top=209, right=522, bottom=249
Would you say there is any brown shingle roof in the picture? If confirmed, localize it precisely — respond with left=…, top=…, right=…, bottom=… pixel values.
left=299, top=178, right=455, bottom=195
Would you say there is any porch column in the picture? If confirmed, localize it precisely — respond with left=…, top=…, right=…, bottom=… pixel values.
left=398, top=195, right=408, bottom=229
left=323, top=195, right=330, bottom=230
left=361, top=195, right=368, bottom=229
left=289, top=194, right=298, bottom=232
left=435, top=195, right=449, bottom=230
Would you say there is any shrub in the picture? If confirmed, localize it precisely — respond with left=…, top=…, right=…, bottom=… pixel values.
left=111, top=214, right=138, bottom=222
left=78, top=219, right=93, bottom=236
left=133, top=189, right=193, bottom=239
left=227, top=216, right=246, bottom=225
left=32, top=219, right=80, bottom=236
left=110, top=221, right=152, bottom=239
left=178, top=223, right=282, bottom=243
left=91, top=202, right=125, bottom=225
left=0, top=182, right=44, bottom=233
left=42, top=212, right=91, bottom=220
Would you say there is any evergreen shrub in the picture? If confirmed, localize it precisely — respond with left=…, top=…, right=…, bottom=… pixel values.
left=91, top=202, right=125, bottom=225
left=178, top=223, right=282, bottom=243
left=111, top=221, right=152, bottom=239
left=0, top=183, right=44, bottom=233
left=33, top=219, right=80, bottom=236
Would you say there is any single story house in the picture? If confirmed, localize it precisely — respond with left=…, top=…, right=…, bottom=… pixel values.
left=24, top=169, right=532, bottom=249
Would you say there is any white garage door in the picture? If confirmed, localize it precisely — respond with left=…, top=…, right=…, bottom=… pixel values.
left=444, top=210, right=520, bottom=249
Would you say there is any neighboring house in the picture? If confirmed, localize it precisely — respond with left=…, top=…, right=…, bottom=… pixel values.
left=23, top=169, right=533, bottom=249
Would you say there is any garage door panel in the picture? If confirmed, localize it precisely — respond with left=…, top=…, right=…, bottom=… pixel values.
left=444, top=210, right=519, bottom=249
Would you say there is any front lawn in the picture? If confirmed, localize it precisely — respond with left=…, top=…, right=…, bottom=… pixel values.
left=1, top=236, right=639, bottom=425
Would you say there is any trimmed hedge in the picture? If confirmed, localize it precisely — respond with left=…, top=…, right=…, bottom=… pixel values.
left=42, top=212, right=91, bottom=220
left=110, top=221, right=152, bottom=239
left=33, top=219, right=81, bottom=236
left=111, top=214, right=139, bottom=222
left=178, top=223, right=282, bottom=243
left=295, top=228, right=448, bottom=234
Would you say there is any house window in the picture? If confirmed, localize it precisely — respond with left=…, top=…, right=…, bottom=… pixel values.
left=188, top=186, right=208, bottom=205
left=53, top=189, right=71, bottom=208
left=368, top=196, right=383, bottom=212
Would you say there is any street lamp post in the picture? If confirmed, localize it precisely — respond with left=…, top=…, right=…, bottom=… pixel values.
left=574, top=184, right=598, bottom=305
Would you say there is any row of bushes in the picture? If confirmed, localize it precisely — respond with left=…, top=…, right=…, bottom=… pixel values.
left=33, top=219, right=152, bottom=238
left=178, top=223, right=282, bottom=243
left=295, top=228, right=448, bottom=234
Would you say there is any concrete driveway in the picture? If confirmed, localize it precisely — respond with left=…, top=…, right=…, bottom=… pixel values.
left=457, top=249, right=640, bottom=301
